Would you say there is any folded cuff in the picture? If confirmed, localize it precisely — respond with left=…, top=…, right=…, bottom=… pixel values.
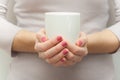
left=0, top=17, right=22, bottom=57
left=107, top=22, right=120, bottom=54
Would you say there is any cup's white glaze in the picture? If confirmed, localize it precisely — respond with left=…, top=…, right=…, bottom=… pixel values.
left=45, top=12, right=80, bottom=43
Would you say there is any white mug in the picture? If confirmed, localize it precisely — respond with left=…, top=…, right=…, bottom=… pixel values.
left=45, top=12, right=80, bottom=43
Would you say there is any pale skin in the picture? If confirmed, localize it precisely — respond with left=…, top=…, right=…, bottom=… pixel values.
left=12, top=28, right=119, bottom=67
left=34, top=29, right=88, bottom=66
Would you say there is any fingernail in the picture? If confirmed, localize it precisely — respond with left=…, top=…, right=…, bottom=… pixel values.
left=63, top=49, right=68, bottom=55
left=41, top=37, right=46, bottom=42
left=61, top=58, right=65, bottom=62
left=78, top=40, right=84, bottom=46
left=79, top=40, right=83, bottom=46
left=61, top=41, right=67, bottom=47
left=57, top=36, right=62, bottom=41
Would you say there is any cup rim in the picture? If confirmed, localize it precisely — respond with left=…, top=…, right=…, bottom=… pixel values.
left=45, top=12, right=80, bottom=15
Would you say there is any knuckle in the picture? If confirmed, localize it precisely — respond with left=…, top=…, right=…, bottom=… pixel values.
left=40, top=47, right=47, bottom=52
left=49, top=40, right=55, bottom=45
left=59, top=53, right=64, bottom=58
left=69, top=55, right=74, bottom=60
left=81, top=49, right=88, bottom=56
left=34, top=43, right=40, bottom=51
left=46, top=59, right=54, bottom=64
left=34, top=45, right=38, bottom=51
left=82, top=37, right=87, bottom=42
left=44, top=53, right=51, bottom=59
left=83, top=37, right=88, bottom=43
left=36, top=33, right=41, bottom=39
left=35, top=43, right=46, bottom=52
left=73, top=49, right=80, bottom=54
left=54, top=47, right=60, bottom=52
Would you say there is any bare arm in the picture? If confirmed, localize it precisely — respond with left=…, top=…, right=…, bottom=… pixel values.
left=12, top=30, right=36, bottom=53
left=87, top=30, right=119, bottom=54
left=12, top=28, right=119, bottom=54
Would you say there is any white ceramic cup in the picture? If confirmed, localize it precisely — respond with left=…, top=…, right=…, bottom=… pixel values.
left=45, top=12, right=80, bottom=43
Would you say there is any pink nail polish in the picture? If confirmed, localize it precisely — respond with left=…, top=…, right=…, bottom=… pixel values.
left=63, top=49, right=68, bottom=55
left=41, top=37, right=46, bottom=42
left=78, top=40, right=83, bottom=46
left=61, top=41, right=67, bottom=47
left=61, top=58, right=64, bottom=62
left=57, top=36, right=62, bottom=41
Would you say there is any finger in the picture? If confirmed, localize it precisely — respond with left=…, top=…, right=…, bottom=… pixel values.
left=54, top=58, right=67, bottom=67
left=56, top=55, right=78, bottom=67
left=65, top=50, right=74, bottom=60
left=35, top=28, right=46, bottom=50
left=38, top=52, right=45, bottom=59
left=35, top=36, right=63, bottom=52
left=40, top=41, right=67, bottom=59
left=66, top=37, right=88, bottom=56
left=45, top=49, right=68, bottom=64
left=73, top=47, right=88, bottom=56
left=36, top=28, right=47, bottom=42
left=79, top=47, right=88, bottom=56
left=76, top=32, right=88, bottom=47
left=66, top=41, right=83, bottom=55
left=65, top=50, right=81, bottom=62
left=62, top=60, right=76, bottom=67
left=67, top=55, right=82, bottom=63
left=34, top=38, right=42, bottom=51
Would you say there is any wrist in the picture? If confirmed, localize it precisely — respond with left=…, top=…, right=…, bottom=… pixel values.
left=12, top=30, right=36, bottom=53
left=87, top=30, right=120, bottom=54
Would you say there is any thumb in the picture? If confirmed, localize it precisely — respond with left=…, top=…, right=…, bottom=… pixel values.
left=75, top=32, right=88, bottom=47
left=36, top=28, right=48, bottom=42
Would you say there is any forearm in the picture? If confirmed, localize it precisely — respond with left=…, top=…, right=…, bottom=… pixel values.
left=87, top=30, right=120, bottom=54
left=12, top=30, right=36, bottom=53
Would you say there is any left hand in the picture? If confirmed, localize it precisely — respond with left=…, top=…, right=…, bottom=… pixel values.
left=55, top=32, right=88, bottom=67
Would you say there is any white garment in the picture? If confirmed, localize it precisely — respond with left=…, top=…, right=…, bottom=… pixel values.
left=0, top=0, right=120, bottom=80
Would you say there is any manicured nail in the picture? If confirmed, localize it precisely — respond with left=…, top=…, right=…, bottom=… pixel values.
left=63, top=49, right=68, bottom=55
left=61, top=41, right=67, bottom=47
left=61, top=58, right=65, bottom=62
left=57, top=36, right=62, bottom=41
left=41, top=37, right=46, bottom=42
left=78, top=40, right=84, bottom=46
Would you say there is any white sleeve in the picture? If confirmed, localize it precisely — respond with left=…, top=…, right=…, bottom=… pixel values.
left=108, top=0, right=120, bottom=53
left=0, top=0, right=22, bottom=57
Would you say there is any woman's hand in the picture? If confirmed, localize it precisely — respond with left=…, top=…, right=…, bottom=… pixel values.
left=59, top=32, right=88, bottom=67
left=34, top=29, right=88, bottom=67
left=34, top=29, right=68, bottom=66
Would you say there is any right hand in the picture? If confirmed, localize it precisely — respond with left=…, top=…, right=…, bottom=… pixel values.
left=34, top=29, right=68, bottom=67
